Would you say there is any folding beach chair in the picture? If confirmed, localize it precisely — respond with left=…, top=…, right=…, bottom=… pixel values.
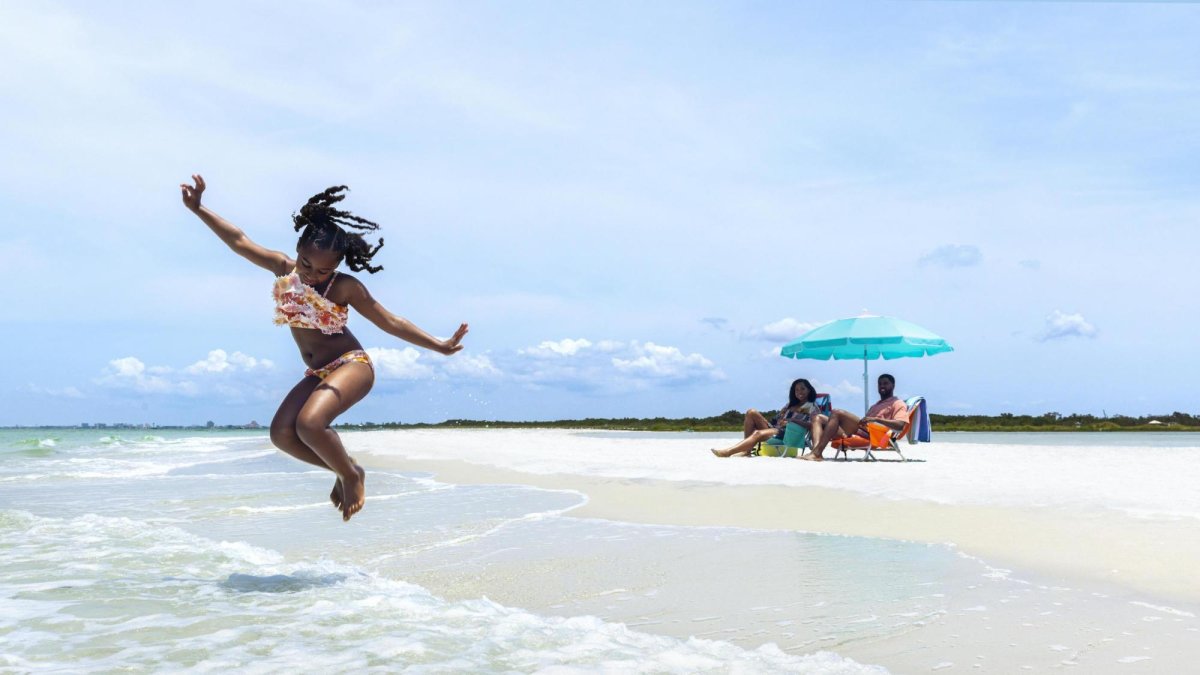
left=832, top=396, right=927, bottom=462
left=753, top=393, right=832, bottom=458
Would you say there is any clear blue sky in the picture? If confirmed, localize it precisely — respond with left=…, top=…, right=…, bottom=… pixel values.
left=4, top=0, right=1198, bottom=426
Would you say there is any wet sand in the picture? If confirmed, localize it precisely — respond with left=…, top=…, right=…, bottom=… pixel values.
left=358, top=451, right=1200, bottom=673
left=367, top=457, right=1200, bottom=603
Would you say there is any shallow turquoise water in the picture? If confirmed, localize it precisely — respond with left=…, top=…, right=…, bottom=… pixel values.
left=2, top=428, right=1087, bottom=673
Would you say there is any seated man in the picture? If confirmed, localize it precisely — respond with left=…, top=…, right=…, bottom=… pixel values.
left=806, top=373, right=907, bottom=461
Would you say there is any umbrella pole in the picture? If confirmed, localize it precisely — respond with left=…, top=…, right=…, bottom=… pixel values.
left=862, top=349, right=869, bottom=416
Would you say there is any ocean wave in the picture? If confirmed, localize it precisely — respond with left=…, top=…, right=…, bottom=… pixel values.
left=0, top=510, right=887, bottom=674
left=23, top=448, right=279, bottom=481
left=0, top=437, right=59, bottom=457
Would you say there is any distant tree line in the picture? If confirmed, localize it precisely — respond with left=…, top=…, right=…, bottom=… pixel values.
left=928, top=411, right=1200, bottom=432
left=339, top=410, right=746, bottom=432
left=335, top=409, right=1200, bottom=433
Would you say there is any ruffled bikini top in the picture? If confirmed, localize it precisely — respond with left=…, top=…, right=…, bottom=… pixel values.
left=272, top=270, right=348, bottom=335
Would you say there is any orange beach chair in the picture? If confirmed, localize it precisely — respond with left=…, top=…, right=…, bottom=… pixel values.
left=832, top=396, right=926, bottom=462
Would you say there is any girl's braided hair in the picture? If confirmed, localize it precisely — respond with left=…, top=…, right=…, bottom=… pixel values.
left=292, top=186, right=384, bottom=273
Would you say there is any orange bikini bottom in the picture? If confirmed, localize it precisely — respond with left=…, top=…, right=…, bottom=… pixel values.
left=305, top=350, right=373, bottom=380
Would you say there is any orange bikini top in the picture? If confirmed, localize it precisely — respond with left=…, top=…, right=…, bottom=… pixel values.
left=272, top=270, right=348, bottom=335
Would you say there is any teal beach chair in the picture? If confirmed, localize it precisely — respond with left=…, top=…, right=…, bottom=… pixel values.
left=753, top=393, right=831, bottom=458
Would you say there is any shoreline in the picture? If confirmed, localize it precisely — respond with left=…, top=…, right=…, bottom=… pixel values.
left=9, top=425, right=1200, bottom=433
left=358, top=454, right=1200, bottom=606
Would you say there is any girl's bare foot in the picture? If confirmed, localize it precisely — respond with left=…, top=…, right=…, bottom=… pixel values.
left=330, top=478, right=343, bottom=510
left=340, top=465, right=366, bottom=521
left=331, top=459, right=363, bottom=509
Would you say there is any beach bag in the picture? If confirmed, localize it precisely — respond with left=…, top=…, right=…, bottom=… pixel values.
left=755, top=423, right=807, bottom=457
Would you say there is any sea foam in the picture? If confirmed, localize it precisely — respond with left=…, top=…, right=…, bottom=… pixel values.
left=0, top=510, right=886, bottom=674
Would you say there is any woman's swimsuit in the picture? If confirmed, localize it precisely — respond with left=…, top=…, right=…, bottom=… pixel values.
left=273, top=269, right=373, bottom=379
left=774, top=403, right=818, bottom=439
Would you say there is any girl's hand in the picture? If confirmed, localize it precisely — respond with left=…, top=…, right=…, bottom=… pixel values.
left=180, top=174, right=206, bottom=212
left=437, top=323, right=469, bottom=355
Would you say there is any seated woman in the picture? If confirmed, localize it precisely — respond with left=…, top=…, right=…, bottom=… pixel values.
left=711, top=378, right=827, bottom=458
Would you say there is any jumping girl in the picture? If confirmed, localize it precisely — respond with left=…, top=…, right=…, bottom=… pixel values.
left=180, top=174, right=468, bottom=521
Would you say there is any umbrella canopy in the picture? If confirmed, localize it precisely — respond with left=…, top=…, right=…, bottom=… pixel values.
left=780, top=315, right=953, bottom=413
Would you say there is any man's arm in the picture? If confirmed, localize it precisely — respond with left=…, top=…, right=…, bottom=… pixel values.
left=863, top=400, right=908, bottom=430
left=863, top=416, right=906, bottom=431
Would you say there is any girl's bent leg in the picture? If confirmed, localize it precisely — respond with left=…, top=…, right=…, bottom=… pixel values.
left=295, top=362, right=375, bottom=521
left=271, top=375, right=357, bottom=509
left=270, top=376, right=330, bottom=469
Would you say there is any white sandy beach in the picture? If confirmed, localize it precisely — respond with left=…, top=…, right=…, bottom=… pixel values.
left=353, top=428, right=1200, bottom=673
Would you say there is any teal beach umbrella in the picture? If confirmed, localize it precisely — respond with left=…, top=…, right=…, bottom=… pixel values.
left=780, top=315, right=953, bottom=414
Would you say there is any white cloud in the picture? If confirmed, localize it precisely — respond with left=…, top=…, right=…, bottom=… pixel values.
left=25, top=384, right=85, bottom=399
left=611, top=341, right=725, bottom=383
left=518, top=338, right=593, bottom=357
left=97, top=357, right=195, bottom=395
left=1037, top=310, right=1098, bottom=342
left=443, top=353, right=503, bottom=379
left=594, top=340, right=625, bottom=353
left=184, top=349, right=274, bottom=374
left=94, top=349, right=278, bottom=397
left=812, top=379, right=864, bottom=404
left=748, top=318, right=819, bottom=343
left=919, top=244, right=983, bottom=268
left=366, top=347, right=435, bottom=380
left=614, top=341, right=724, bottom=384
left=1019, top=259, right=1041, bottom=271
left=110, top=357, right=145, bottom=378
left=506, top=337, right=724, bottom=390
left=367, top=347, right=505, bottom=382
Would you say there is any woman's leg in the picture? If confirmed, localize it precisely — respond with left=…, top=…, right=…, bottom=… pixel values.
left=295, top=361, right=375, bottom=521
left=805, top=414, right=829, bottom=458
left=743, top=409, right=772, bottom=438
left=712, top=427, right=779, bottom=458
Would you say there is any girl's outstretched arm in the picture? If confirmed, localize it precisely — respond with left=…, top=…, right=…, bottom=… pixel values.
left=347, top=280, right=468, bottom=355
left=181, top=174, right=291, bottom=275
